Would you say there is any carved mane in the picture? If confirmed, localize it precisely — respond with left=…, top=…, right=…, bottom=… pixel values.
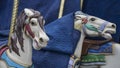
left=9, top=9, right=44, bottom=56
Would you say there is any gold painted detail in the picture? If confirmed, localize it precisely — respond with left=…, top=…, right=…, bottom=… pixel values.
left=58, top=0, right=65, bottom=18
left=8, top=0, right=19, bottom=46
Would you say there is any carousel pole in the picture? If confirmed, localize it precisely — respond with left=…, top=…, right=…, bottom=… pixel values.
left=7, top=0, right=19, bottom=46
left=58, top=0, right=65, bottom=18
left=81, top=0, right=84, bottom=10
left=72, top=0, right=84, bottom=68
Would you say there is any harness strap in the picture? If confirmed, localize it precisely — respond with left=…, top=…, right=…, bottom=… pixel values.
left=99, top=22, right=109, bottom=32
left=25, top=24, right=35, bottom=38
left=0, top=45, right=8, bottom=58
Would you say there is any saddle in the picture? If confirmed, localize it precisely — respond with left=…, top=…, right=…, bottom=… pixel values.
left=80, top=39, right=113, bottom=66
left=82, top=39, right=113, bottom=55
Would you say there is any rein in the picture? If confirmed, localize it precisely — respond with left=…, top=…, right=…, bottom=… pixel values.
left=24, top=24, right=35, bottom=38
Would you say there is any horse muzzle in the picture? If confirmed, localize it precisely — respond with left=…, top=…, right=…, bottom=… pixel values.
left=102, top=23, right=116, bottom=39
left=33, top=36, right=49, bottom=50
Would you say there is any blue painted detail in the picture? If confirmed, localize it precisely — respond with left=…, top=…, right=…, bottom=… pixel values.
left=1, top=52, right=33, bottom=68
left=88, top=42, right=113, bottom=54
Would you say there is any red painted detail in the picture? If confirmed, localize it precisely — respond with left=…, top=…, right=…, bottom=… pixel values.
left=25, top=24, right=35, bottom=38
left=0, top=46, right=8, bottom=58
left=82, top=18, right=88, bottom=24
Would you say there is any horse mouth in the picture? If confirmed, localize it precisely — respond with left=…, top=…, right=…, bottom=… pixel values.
left=102, top=28, right=116, bottom=39
left=33, top=40, right=48, bottom=50
left=104, top=29, right=116, bottom=34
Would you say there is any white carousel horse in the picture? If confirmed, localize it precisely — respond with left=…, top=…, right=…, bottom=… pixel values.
left=68, top=11, right=119, bottom=68
left=0, top=8, right=49, bottom=68
left=75, top=12, right=120, bottom=68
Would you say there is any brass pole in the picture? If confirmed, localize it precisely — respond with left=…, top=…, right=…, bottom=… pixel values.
left=58, top=0, right=65, bottom=18
left=7, top=0, right=19, bottom=46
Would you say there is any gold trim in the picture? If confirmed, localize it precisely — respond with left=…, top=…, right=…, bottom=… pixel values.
left=73, top=58, right=80, bottom=68
left=8, top=0, right=19, bottom=46
left=58, top=0, right=65, bottom=18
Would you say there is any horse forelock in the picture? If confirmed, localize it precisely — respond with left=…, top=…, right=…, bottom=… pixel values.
left=25, top=9, right=44, bottom=34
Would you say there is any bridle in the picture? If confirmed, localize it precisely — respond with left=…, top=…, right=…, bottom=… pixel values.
left=24, top=15, right=43, bottom=39
left=72, top=12, right=111, bottom=68
left=24, top=24, right=35, bottom=38
left=81, top=17, right=109, bottom=36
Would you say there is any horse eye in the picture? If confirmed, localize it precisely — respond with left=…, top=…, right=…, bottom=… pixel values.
left=31, top=22, right=37, bottom=26
left=90, top=18, right=96, bottom=21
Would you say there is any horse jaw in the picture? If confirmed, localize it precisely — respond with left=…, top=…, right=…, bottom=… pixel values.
left=32, top=30, right=49, bottom=50
left=32, top=35, right=49, bottom=50
left=101, top=27, right=116, bottom=39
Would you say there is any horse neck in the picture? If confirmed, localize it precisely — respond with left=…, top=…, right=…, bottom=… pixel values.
left=74, top=28, right=86, bottom=58
left=6, top=31, right=32, bottom=67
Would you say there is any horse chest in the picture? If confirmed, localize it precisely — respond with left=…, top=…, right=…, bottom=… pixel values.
left=1, top=52, right=26, bottom=68
left=0, top=45, right=33, bottom=68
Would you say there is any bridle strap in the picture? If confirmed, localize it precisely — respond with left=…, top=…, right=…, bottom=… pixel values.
left=25, top=24, right=35, bottom=38
left=83, top=21, right=109, bottom=34
left=98, top=22, right=109, bottom=32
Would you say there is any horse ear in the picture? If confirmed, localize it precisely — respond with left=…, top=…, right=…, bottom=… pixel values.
left=24, top=8, right=34, bottom=17
left=75, top=11, right=85, bottom=15
left=75, top=11, right=87, bottom=20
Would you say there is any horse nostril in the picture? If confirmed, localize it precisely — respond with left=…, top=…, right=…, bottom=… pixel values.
left=111, top=24, right=116, bottom=28
left=39, top=38, right=44, bottom=42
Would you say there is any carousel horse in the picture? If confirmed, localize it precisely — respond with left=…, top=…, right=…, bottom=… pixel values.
left=68, top=11, right=118, bottom=68
left=0, top=8, right=49, bottom=68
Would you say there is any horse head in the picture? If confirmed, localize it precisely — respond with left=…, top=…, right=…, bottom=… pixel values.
left=10, top=8, right=49, bottom=55
left=69, top=11, right=117, bottom=68
left=23, top=8, right=49, bottom=50
left=74, top=11, right=116, bottom=39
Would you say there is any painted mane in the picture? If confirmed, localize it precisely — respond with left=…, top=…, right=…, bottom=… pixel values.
left=10, top=9, right=44, bottom=56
